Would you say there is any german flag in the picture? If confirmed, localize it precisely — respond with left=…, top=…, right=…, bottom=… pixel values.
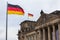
left=28, top=13, right=33, bottom=18
left=8, top=4, right=24, bottom=15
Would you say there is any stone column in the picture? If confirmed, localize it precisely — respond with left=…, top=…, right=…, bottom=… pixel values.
left=31, top=35, right=33, bottom=40
left=48, top=27, right=51, bottom=40
left=37, top=30, right=41, bottom=40
left=35, top=30, right=39, bottom=40
left=58, top=23, right=60, bottom=40
left=43, top=28, right=45, bottom=40
left=24, top=35, right=27, bottom=40
left=40, top=30, right=42, bottom=40
left=53, top=25, right=56, bottom=40
left=34, top=34, right=36, bottom=40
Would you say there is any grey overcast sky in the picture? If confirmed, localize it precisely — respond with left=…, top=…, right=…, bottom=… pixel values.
left=0, top=0, right=60, bottom=40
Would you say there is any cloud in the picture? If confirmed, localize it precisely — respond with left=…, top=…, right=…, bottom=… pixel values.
left=0, top=27, right=5, bottom=34
left=0, top=0, right=60, bottom=40
left=0, top=27, right=5, bottom=40
left=0, top=30, right=3, bottom=34
left=8, top=27, right=19, bottom=40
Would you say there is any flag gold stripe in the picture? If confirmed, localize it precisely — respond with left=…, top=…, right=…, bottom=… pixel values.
left=29, top=16, right=32, bottom=18
left=28, top=16, right=33, bottom=18
left=8, top=11, right=24, bottom=15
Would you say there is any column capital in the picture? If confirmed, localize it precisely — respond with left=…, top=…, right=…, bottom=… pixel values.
left=35, top=29, right=40, bottom=33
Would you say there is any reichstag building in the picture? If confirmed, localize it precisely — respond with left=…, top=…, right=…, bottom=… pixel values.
left=18, top=10, right=60, bottom=40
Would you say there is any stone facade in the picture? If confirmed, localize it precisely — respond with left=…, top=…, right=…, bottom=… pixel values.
left=17, top=10, right=60, bottom=40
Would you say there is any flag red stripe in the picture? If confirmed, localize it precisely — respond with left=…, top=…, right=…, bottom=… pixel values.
left=8, top=7, right=24, bottom=13
left=28, top=14, right=33, bottom=16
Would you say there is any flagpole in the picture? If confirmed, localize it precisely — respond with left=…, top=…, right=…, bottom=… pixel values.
left=6, top=2, right=8, bottom=40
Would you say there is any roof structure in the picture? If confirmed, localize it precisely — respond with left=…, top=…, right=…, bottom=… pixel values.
left=37, top=10, right=60, bottom=25
left=20, top=10, right=60, bottom=28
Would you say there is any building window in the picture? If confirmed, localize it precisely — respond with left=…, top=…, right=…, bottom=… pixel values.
left=26, top=28, right=30, bottom=32
left=27, top=28, right=29, bottom=32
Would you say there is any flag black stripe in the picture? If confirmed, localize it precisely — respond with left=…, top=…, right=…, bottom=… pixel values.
left=8, top=4, right=24, bottom=13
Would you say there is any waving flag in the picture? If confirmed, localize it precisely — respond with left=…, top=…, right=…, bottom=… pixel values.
left=28, top=13, right=33, bottom=18
left=8, top=4, right=24, bottom=15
